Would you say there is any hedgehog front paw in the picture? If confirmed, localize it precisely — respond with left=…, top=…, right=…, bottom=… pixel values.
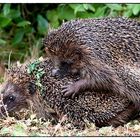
left=62, top=84, right=79, bottom=98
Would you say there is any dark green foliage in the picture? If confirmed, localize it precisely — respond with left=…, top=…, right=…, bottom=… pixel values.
left=0, top=4, right=140, bottom=65
left=27, top=60, right=45, bottom=96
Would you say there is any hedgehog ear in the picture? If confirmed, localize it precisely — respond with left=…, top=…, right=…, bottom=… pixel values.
left=27, top=81, right=37, bottom=95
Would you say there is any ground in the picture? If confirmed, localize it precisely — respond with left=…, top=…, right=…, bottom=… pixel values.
left=0, top=114, right=140, bottom=136
left=0, top=96, right=140, bottom=136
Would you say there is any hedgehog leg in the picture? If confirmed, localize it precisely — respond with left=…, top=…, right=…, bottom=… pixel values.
left=107, top=103, right=138, bottom=127
left=62, top=79, right=88, bottom=98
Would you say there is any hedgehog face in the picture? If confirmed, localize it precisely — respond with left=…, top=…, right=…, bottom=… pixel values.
left=0, top=82, right=30, bottom=116
left=45, top=44, right=83, bottom=78
left=47, top=48, right=83, bottom=78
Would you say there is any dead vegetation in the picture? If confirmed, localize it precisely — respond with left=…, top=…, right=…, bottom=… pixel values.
left=0, top=109, right=140, bottom=136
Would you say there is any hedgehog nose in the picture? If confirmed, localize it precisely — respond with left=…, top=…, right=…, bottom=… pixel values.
left=52, top=69, right=61, bottom=77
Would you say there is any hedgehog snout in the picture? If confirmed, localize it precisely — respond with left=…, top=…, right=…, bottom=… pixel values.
left=52, top=68, right=61, bottom=77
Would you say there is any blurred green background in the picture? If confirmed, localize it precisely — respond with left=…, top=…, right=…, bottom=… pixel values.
left=0, top=3, right=140, bottom=66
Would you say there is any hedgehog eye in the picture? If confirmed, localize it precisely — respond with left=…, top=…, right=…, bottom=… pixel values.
left=61, top=61, right=73, bottom=67
left=8, top=95, right=16, bottom=102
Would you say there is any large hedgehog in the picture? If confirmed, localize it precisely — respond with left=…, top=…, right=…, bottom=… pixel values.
left=43, top=17, right=140, bottom=107
left=0, top=58, right=139, bottom=128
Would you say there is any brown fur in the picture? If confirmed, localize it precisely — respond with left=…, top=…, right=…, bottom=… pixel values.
left=43, top=17, right=140, bottom=107
left=0, top=58, right=139, bottom=128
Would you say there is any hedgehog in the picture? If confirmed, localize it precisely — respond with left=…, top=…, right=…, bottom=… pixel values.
left=43, top=17, right=140, bottom=108
left=0, top=58, right=139, bottom=128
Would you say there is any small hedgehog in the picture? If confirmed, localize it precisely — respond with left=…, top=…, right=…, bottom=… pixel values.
left=0, top=58, right=139, bottom=128
left=43, top=17, right=140, bottom=107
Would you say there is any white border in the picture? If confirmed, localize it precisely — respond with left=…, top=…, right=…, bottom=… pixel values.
left=0, top=137, right=140, bottom=139
left=0, top=1, right=140, bottom=139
